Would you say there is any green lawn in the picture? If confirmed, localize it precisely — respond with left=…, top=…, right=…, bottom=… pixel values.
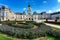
left=20, top=34, right=60, bottom=40
left=0, top=34, right=12, bottom=40
left=0, top=33, right=59, bottom=40
left=57, top=20, right=60, bottom=22
left=37, top=34, right=60, bottom=40
left=51, top=27, right=60, bottom=30
left=46, top=35, right=60, bottom=40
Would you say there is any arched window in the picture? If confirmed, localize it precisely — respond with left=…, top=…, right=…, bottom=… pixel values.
left=29, top=18, right=30, bottom=20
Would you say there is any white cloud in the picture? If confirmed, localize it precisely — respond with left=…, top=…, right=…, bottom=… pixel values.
left=58, top=0, right=60, bottom=2
left=43, top=1, right=47, bottom=3
left=23, top=8, right=26, bottom=11
left=47, top=10, right=53, bottom=13
left=57, top=9, right=60, bottom=11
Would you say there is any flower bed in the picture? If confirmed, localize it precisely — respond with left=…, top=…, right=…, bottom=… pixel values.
left=0, top=24, right=47, bottom=39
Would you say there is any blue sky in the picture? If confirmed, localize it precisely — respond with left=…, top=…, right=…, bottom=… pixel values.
left=0, top=0, right=60, bottom=13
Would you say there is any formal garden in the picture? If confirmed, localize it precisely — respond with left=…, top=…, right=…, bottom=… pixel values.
left=0, top=21, right=60, bottom=40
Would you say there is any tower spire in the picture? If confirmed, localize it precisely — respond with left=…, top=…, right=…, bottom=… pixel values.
left=28, top=3, right=31, bottom=15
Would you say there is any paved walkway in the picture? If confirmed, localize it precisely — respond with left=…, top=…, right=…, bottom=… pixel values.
left=45, top=23, right=60, bottom=28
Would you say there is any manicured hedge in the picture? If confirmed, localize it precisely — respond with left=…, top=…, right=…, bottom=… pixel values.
left=13, top=25, right=34, bottom=29
left=0, top=22, right=60, bottom=39
left=46, top=30, right=60, bottom=38
left=0, top=23, right=48, bottom=39
left=45, top=21, right=60, bottom=25
left=6, top=21, right=35, bottom=29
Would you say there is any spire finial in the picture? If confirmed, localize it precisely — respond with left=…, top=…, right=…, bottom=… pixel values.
left=28, top=3, right=30, bottom=7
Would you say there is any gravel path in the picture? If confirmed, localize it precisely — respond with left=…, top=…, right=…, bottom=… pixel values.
left=45, top=23, right=60, bottom=28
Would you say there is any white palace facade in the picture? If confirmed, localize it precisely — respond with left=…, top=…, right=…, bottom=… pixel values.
left=0, top=4, right=48, bottom=21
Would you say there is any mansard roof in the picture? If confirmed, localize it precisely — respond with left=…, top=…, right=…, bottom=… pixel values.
left=40, top=12, right=46, bottom=15
left=1, top=5, right=8, bottom=9
left=33, top=11, right=39, bottom=15
left=51, top=11, right=60, bottom=15
left=33, top=13, right=39, bottom=15
left=15, top=12, right=26, bottom=15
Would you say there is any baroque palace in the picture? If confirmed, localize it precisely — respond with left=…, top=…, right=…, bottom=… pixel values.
left=1, top=4, right=60, bottom=21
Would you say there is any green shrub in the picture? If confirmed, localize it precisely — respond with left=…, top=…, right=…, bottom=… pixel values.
left=0, top=21, right=2, bottom=24
left=14, top=25, right=34, bottom=29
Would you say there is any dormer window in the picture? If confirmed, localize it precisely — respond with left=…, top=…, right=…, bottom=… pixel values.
left=2, top=6, right=8, bottom=9
left=2, top=6, right=5, bottom=9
